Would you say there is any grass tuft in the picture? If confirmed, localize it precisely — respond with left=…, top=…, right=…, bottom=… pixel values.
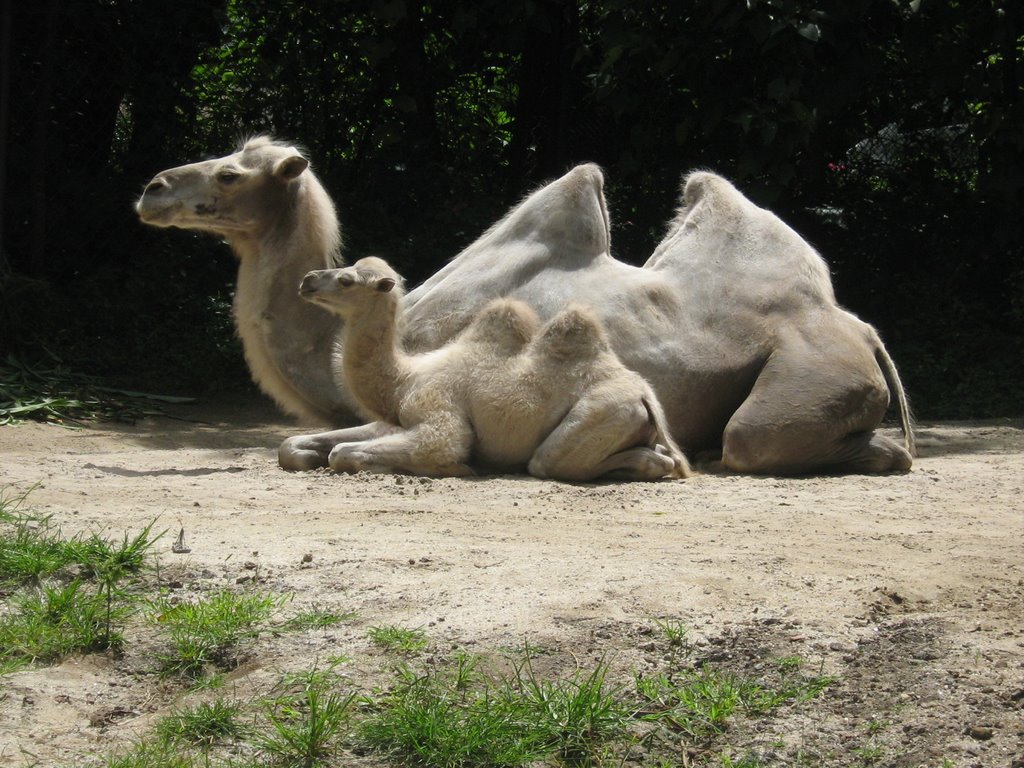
left=361, top=670, right=549, bottom=767
left=280, top=607, right=356, bottom=632
left=514, top=655, right=632, bottom=763
left=0, top=580, right=132, bottom=663
left=257, top=671, right=356, bottom=767
left=368, top=624, right=429, bottom=655
left=361, top=654, right=631, bottom=767
left=151, top=589, right=287, bottom=678
left=653, top=617, right=691, bottom=649
left=156, top=698, right=249, bottom=748
left=636, top=662, right=834, bottom=743
left=0, top=494, right=159, bottom=667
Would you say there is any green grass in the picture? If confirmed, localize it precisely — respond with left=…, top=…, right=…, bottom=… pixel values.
left=517, top=656, right=634, bottom=764
left=0, top=489, right=158, bottom=588
left=102, top=740, right=200, bottom=768
left=853, top=742, right=886, bottom=765
left=360, top=666, right=549, bottom=767
left=0, top=517, right=80, bottom=587
left=280, top=607, right=357, bottom=632
left=273, top=660, right=351, bottom=699
left=864, top=717, right=889, bottom=735
left=1, top=492, right=846, bottom=766
left=0, top=494, right=159, bottom=667
left=94, top=647, right=838, bottom=768
left=653, top=617, right=691, bottom=649
left=0, top=580, right=133, bottom=663
left=150, top=589, right=287, bottom=678
left=368, top=624, right=429, bottom=654
left=636, top=664, right=834, bottom=743
left=360, top=654, right=633, bottom=767
left=257, top=683, right=356, bottom=767
left=0, top=488, right=75, bottom=587
left=720, top=754, right=769, bottom=768
left=156, top=699, right=249, bottom=748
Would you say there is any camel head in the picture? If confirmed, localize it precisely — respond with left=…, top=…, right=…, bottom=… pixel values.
left=298, top=257, right=405, bottom=318
left=135, top=136, right=312, bottom=237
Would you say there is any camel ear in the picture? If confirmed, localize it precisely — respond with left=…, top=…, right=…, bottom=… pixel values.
left=274, top=154, right=309, bottom=181
left=375, top=277, right=396, bottom=293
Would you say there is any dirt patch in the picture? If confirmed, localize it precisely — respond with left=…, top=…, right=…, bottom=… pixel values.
left=1, top=395, right=1022, bottom=766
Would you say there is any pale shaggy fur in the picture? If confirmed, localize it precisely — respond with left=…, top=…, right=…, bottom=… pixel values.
left=278, top=257, right=691, bottom=481
left=135, top=136, right=359, bottom=425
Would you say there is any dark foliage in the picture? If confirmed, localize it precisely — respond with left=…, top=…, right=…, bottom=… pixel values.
left=1, top=0, right=1021, bottom=416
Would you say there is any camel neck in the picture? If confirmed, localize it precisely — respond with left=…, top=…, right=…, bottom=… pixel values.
left=341, top=307, right=407, bottom=422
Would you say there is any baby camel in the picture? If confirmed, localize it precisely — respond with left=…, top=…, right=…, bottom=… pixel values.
left=278, top=257, right=692, bottom=481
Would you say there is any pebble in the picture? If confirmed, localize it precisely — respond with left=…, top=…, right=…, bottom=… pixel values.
left=828, top=640, right=858, bottom=653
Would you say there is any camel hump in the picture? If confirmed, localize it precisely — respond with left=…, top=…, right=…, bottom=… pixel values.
left=563, top=163, right=605, bottom=198
left=461, top=298, right=540, bottom=351
left=680, top=170, right=744, bottom=209
left=533, top=304, right=609, bottom=359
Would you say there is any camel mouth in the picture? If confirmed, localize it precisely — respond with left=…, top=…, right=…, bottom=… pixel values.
left=136, top=206, right=177, bottom=226
left=135, top=197, right=183, bottom=225
left=298, top=285, right=325, bottom=301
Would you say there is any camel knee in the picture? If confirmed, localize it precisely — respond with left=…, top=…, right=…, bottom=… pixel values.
left=527, top=452, right=557, bottom=480
left=721, top=423, right=773, bottom=474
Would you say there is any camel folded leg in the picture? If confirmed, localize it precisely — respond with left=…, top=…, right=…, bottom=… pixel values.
left=328, top=418, right=475, bottom=477
left=721, top=327, right=913, bottom=475
left=278, top=422, right=401, bottom=471
left=528, top=396, right=681, bottom=482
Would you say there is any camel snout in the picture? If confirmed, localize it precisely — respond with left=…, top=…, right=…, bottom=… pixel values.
left=298, top=270, right=330, bottom=297
left=143, top=176, right=171, bottom=196
left=135, top=177, right=178, bottom=223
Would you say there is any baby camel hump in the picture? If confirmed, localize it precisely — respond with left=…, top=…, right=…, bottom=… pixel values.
left=463, top=302, right=613, bottom=467
left=458, top=297, right=540, bottom=354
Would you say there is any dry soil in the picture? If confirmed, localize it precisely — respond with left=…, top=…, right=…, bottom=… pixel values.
left=0, top=395, right=1022, bottom=766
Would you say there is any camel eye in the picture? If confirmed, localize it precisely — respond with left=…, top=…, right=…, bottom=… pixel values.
left=337, top=273, right=355, bottom=287
left=216, top=170, right=241, bottom=184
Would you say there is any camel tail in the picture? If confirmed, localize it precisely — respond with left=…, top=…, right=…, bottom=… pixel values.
left=875, top=343, right=917, bottom=458
left=642, top=395, right=695, bottom=479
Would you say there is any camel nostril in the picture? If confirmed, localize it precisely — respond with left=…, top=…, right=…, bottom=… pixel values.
left=144, top=178, right=169, bottom=195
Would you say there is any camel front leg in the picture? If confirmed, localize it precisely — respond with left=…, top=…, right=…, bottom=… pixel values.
left=328, top=417, right=476, bottom=477
left=528, top=396, right=682, bottom=482
left=278, top=422, right=401, bottom=471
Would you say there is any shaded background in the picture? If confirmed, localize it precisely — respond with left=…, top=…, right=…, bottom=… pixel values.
left=1, top=0, right=1021, bottom=418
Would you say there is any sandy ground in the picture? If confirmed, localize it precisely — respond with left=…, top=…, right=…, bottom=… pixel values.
left=0, top=393, right=1021, bottom=766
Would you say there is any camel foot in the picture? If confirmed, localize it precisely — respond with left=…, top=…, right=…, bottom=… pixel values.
left=278, top=438, right=330, bottom=471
